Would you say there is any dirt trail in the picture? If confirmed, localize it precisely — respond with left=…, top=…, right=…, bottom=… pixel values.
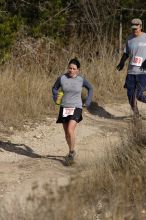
left=0, top=101, right=146, bottom=203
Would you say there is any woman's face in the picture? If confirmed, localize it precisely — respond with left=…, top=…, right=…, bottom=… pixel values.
left=68, top=63, right=80, bottom=77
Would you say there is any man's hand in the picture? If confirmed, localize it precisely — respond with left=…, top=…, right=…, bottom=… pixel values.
left=116, top=53, right=129, bottom=71
left=140, top=59, right=146, bottom=71
left=116, top=62, right=125, bottom=71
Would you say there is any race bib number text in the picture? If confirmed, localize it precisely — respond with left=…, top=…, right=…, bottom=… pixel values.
left=63, top=108, right=75, bottom=117
left=130, top=56, right=143, bottom=67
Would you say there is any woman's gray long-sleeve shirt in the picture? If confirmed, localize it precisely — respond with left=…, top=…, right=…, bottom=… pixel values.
left=52, top=73, right=93, bottom=108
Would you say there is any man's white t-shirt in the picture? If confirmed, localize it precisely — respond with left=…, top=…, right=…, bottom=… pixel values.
left=124, top=32, right=146, bottom=75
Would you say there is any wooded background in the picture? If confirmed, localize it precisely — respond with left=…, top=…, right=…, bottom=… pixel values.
left=0, top=0, right=146, bottom=62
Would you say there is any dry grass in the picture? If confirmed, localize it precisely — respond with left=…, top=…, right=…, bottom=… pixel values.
left=0, top=122, right=146, bottom=220
left=0, top=38, right=144, bottom=219
left=0, top=37, right=125, bottom=127
left=0, top=68, right=50, bottom=127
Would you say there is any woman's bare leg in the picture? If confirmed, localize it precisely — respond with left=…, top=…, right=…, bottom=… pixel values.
left=63, top=120, right=77, bottom=152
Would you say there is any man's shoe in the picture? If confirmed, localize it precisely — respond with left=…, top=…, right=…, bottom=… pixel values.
left=133, top=110, right=142, bottom=119
left=132, top=106, right=141, bottom=118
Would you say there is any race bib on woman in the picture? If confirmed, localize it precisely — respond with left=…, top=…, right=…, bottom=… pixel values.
left=63, top=108, right=75, bottom=117
left=130, top=56, right=143, bottom=66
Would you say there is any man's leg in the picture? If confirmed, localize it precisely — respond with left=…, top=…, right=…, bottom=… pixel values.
left=127, top=88, right=139, bottom=115
left=125, top=74, right=138, bottom=114
left=136, top=75, right=146, bottom=103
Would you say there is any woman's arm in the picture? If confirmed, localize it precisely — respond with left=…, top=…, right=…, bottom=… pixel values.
left=52, top=76, right=61, bottom=102
left=83, top=79, right=93, bottom=107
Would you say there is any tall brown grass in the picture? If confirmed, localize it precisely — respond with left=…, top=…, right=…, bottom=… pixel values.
left=0, top=37, right=125, bottom=127
left=0, top=37, right=138, bottom=219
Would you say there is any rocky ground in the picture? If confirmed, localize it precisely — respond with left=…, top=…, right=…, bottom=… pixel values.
left=0, top=101, right=146, bottom=219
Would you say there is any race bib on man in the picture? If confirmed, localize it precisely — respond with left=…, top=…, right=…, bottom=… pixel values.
left=63, top=108, right=75, bottom=117
left=130, top=56, right=143, bottom=66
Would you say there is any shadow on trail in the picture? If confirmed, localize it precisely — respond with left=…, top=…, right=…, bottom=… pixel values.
left=87, top=102, right=129, bottom=120
left=45, top=154, right=66, bottom=166
left=0, top=141, right=66, bottom=165
left=0, top=141, right=42, bottom=158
